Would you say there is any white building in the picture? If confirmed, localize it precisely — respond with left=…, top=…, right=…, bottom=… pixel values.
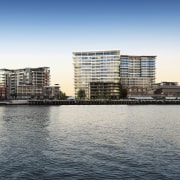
left=73, top=50, right=156, bottom=99
left=73, top=50, right=120, bottom=99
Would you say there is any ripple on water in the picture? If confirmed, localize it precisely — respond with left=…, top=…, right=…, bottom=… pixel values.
left=0, top=105, right=180, bottom=179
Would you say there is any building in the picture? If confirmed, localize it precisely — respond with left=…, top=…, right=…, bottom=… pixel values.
left=43, top=85, right=60, bottom=99
left=90, top=82, right=120, bottom=99
left=73, top=50, right=120, bottom=99
left=0, top=69, right=8, bottom=100
left=73, top=50, right=156, bottom=99
left=120, top=55, right=156, bottom=96
left=153, top=82, right=180, bottom=97
left=0, top=67, right=50, bottom=99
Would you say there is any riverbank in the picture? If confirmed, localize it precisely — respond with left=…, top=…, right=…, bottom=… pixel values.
left=0, top=100, right=28, bottom=105
left=1, top=99, right=180, bottom=105
left=29, top=99, right=180, bottom=105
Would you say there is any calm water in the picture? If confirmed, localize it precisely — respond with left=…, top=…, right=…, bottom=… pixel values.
left=0, top=105, right=180, bottom=179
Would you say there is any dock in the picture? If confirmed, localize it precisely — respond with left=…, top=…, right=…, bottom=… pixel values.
left=28, top=99, right=180, bottom=105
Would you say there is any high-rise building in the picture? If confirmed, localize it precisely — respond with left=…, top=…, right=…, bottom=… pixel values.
left=0, top=67, right=50, bottom=99
left=73, top=50, right=120, bottom=99
left=120, top=55, right=156, bottom=90
left=73, top=50, right=156, bottom=99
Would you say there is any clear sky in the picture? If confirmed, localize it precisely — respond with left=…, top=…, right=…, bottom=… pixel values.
left=0, top=0, right=180, bottom=95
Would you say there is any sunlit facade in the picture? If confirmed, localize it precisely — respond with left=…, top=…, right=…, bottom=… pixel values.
left=120, top=55, right=156, bottom=88
left=0, top=67, right=50, bottom=99
left=73, top=51, right=156, bottom=98
left=73, top=50, right=120, bottom=99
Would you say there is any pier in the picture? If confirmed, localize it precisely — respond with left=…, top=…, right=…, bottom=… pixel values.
left=28, top=99, right=180, bottom=105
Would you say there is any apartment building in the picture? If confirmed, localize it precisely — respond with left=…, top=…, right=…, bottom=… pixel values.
left=0, top=67, right=50, bottom=99
left=153, top=82, right=180, bottom=97
left=120, top=55, right=156, bottom=96
left=73, top=50, right=120, bottom=99
left=73, top=50, right=156, bottom=99
left=0, top=69, right=8, bottom=100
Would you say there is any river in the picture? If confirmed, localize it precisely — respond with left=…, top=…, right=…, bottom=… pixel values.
left=0, top=105, right=179, bottom=179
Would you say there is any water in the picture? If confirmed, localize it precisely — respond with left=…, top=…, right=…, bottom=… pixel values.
left=0, top=105, right=180, bottom=179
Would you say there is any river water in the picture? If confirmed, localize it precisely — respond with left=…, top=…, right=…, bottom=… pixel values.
left=0, top=105, right=179, bottom=179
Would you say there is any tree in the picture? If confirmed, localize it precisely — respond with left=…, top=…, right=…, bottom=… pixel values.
left=77, top=89, right=86, bottom=99
left=58, top=91, right=67, bottom=100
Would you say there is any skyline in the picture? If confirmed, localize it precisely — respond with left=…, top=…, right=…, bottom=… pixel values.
left=0, top=0, right=180, bottom=95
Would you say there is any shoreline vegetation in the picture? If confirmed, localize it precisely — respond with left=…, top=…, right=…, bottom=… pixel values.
left=1, top=99, right=180, bottom=105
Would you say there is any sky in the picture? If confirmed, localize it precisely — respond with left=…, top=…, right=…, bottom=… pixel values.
left=0, top=0, right=180, bottom=95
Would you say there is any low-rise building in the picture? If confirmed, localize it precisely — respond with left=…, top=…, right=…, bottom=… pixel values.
left=153, top=82, right=180, bottom=97
left=43, top=85, right=60, bottom=99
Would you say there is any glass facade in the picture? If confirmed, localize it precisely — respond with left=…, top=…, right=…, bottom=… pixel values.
left=74, top=51, right=156, bottom=98
left=73, top=50, right=120, bottom=98
left=120, top=55, right=156, bottom=88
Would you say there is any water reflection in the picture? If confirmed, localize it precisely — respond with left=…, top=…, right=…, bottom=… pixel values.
left=0, top=105, right=179, bottom=179
left=0, top=106, right=50, bottom=179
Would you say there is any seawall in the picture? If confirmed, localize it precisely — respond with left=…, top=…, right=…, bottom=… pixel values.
left=28, top=99, right=180, bottom=105
left=1, top=99, right=180, bottom=105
